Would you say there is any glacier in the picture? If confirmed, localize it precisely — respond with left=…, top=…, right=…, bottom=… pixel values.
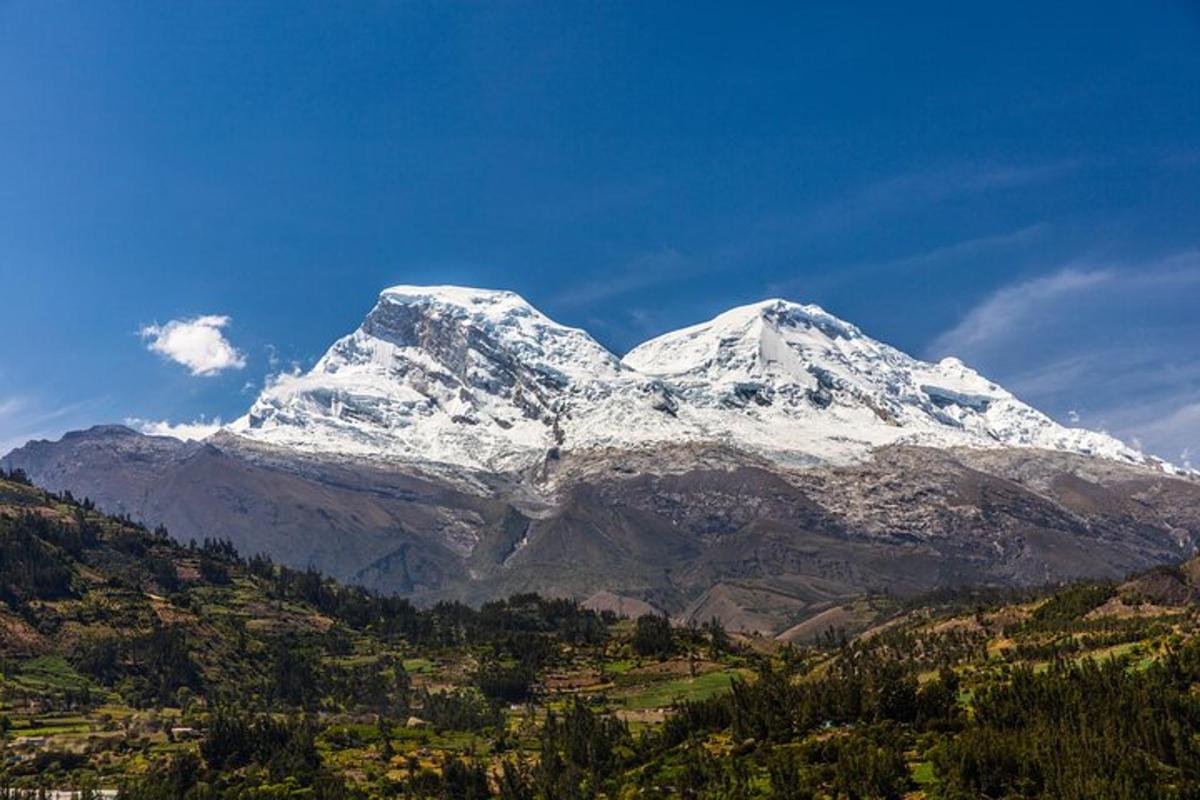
left=226, top=285, right=1164, bottom=474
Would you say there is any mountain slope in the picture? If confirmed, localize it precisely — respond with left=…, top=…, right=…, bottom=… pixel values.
left=7, top=428, right=1198, bottom=635
left=228, top=286, right=684, bottom=472
left=623, top=299, right=1151, bottom=467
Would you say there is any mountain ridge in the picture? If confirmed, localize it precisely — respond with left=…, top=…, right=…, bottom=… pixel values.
left=208, top=285, right=1169, bottom=474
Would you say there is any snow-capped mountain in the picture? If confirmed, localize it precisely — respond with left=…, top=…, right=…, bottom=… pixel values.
left=229, top=286, right=1155, bottom=473
left=623, top=299, right=1149, bottom=468
left=229, top=286, right=685, bottom=471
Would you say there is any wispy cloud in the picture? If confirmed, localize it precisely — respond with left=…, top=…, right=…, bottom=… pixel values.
left=1096, top=395, right=1200, bottom=467
left=0, top=397, right=24, bottom=419
left=0, top=394, right=103, bottom=456
left=770, top=223, right=1049, bottom=297
left=855, top=161, right=1079, bottom=207
left=926, top=252, right=1200, bottom=463
left=766, top=160, right=1079, bottom=243
left=140, top=315, right=247, bottom=376
left=550, top=161, right=1071, bottom=313
left=926, top=268, right=1113, bottom=358
left=548, top=248, right=695, bottom=308
left=869, top=224, right=1047, bottom=274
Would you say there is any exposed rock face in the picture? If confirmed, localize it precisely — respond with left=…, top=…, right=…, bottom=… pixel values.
left=7, top=429, right=1198, bottom=636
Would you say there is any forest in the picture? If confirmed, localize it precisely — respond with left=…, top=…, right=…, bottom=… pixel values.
left=1, top=468, right=1199, bottom=799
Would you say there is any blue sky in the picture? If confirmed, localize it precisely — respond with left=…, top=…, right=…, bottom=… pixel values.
left=1, top=2, right=1198, bottom=464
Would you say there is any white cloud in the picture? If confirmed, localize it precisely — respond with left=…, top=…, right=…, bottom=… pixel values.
left=872, top=224, right=1047, bottom=272
left=140, top=315, right=246, bottom=376
left=926, top=268, right=1113, bottom=359
left=127, top=416, right=223, bottom=441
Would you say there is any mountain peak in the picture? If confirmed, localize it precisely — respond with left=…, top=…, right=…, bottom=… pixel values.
left=718, top=297, right=860, bottom=335
left=622, top=297, right=863, bottom=381
left=230, top=284, right=658, bottom=470
left=623, top=297, right=1151, bottom=469
left=358, top=283, right=623, bottom=382
left=225, top=285, right=1158, bottom=473
left=378, top=284, right=530, bottom=314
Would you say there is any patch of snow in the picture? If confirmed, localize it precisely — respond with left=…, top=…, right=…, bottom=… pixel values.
left=128, top=416, right=222, bottom=442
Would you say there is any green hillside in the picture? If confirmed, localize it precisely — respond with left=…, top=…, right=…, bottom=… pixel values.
left=1, top=469, right=1199, bottom=799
